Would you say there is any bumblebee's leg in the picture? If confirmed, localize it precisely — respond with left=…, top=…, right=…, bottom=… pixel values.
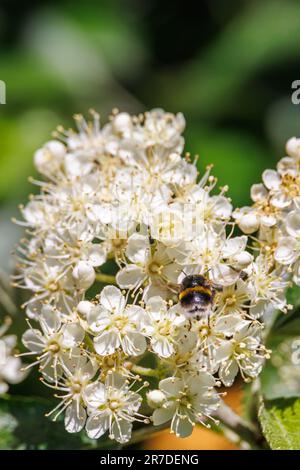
left=207, top=311, right=211, bottom=329
left=211, top=282, right=223, bottom=292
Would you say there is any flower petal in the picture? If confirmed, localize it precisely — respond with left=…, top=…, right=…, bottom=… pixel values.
left=85, top=413, right=109, bottom=439
left=61, top=323, right=84, bottom=349
left=116, top=265, right=145, bottom=289
left=65, top=402, right=86, bottom=433
left=111, top=419, right=133, bottom=444
left=126, top=233, right=150, bottom=264
left=22, top=329, right=45, bottom=353
left=94, top=330, right=120, bottom=356
left=83, top=382, right=106, bottom=409
left=152, top=406, right=174, bottom=426
left=100, top=285, right=126, bottom=314
left=262, top=169, right=281, bottom=190
left=151, top=337, right=174, bottom=358
left=121, top=332, right=147, bottom=356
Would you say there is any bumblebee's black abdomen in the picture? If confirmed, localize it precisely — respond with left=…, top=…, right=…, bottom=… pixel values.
left=180, top=290, right=211, bottom=311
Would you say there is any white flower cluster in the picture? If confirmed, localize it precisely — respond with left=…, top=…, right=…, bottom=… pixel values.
left=14, top=109, right=298, bottom=443
left=234, top=137, right=300, bottom=286
left=0, top=317, right=26, bottom=394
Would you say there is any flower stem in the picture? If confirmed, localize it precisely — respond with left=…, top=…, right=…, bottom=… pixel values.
left=216, top=401, right=262, bottom=449
left=129, top=423, right=170, bottom=446
left=95, top=272, right=117, bottom=284
left=131, top=365, right=162, bottom=378
left=85, top=334, right=95, bottom=352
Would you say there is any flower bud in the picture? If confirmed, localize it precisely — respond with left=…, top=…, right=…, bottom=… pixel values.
left=112, top=112, right=132, bottom=137
left=34, top=140, right=65, bottom=174
left=77, top=300, right=93, bottom=318
left=147, top=389, right=166, bottom=409
left=238, top=213, right=259, bottom=234
left=286, top=137, right=300, bottom=159
left=72, top=262, right=95, bottom=290
left=232, top=251, right=253, bottom=269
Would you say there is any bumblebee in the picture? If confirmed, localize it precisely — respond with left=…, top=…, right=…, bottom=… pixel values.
left=179, top=274, right=216, bottom=319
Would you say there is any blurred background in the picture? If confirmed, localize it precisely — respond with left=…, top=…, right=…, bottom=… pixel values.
left=1, top=0, right=300, bottom=449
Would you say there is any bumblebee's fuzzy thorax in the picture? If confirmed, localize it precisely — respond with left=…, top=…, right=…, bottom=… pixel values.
left=179, top=274, right=215, bottom=317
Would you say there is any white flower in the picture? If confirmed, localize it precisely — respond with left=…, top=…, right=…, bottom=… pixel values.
left=248, top=255, right=290, bottom=312
left=16, top=109, right=300, bottom=444
left=286, top=137, right=300, bottom=162
left=144, top=297, right=186, bottom=358
left=172, top=185, right=232, bottom=233
left=84, top=373, right=145, bottom=443
left=189, top=313, right=248, bottom=374
left=34, top=140, right=66, bottom=176
left=22, top=304, right=84, bottom=379
left=86, top=286, right=148, bottom=356
left=234, top=201, right=279, bottom=233
left=214, top=280, right=253, bottom=316
left=111, top=175, right=172, bottom=229
left=43, top=225, right=107, bottom=271
left=45, top=356, right=97, bottom=433
left=137, top=108, right=185, bottom=153
left=274, top=237, right=299, bottom=266
left=255, top=167, right=300, bottom=210
left=116, top=234, right=180, bottom=299
left=233, top=207, right=260, bottom=234
left=151, top=374, right=220, bottom=437
left=15, top=259, right=79, bottom=316
left=161, top=330, right=198, bottom=376
left=150, top=207, right=188, bottom=245
left=169, top=230, right=251, bottom=286
left=216, top=322, right=268, bottom=386
left=0, top=318, right=27, bottom=394
left=19, top=199, right=58, bottom=234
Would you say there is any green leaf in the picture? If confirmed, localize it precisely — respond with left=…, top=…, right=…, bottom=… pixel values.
left=261, top=292, right=300, bottom=400
left=259, top=397, right=300, bottom=450
left=0, top=395, right=82, bottom=449
left=261, top=326, right=300, bottom=399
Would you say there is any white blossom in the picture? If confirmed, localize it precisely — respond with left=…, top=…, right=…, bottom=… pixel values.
left=84, top=373, right=147, bottom=443
left=22, top=304, right=84, bottom=379
left=216, top=322, right=269, bottom=385
left=116, top=234, right=180, bottom=299
left=144, top=297, right=186, bottom=358
left=0, top=317, right=27, bottom=394
left=150, top=374, right=220, bottom=437
left=16, top=109, right=300, bottom=444
left=86, top=286, right=148, bottom=357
